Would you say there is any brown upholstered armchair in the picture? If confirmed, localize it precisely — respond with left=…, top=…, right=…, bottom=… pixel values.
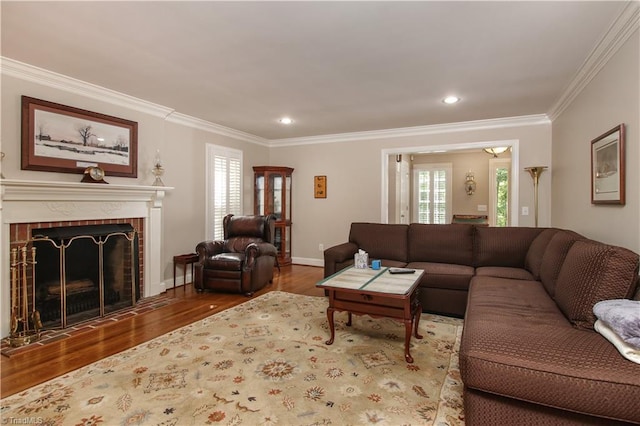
left=195, top=214, right=278, bottom=296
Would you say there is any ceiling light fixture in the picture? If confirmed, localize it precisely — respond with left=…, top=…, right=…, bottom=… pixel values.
left=278, top=117, right=293, bottom=125
left=442, top=96, right=461, bottom=105
left=483, top=147, right=509, bottom=157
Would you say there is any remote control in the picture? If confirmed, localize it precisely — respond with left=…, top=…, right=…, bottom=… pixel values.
left=388, top=268, right=415, bottom=274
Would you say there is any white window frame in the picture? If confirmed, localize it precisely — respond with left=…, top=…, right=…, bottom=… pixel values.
left=205, top=144, right=243, bottom=240
left=412, top=162, right=453, bottom=224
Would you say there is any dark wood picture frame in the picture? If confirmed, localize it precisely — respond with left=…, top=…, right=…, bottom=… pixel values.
left=314, top=175, right=327, bottom=198
left=21, top=96, right=138, bottom=178
left=591, top=124, right=625, bottom=205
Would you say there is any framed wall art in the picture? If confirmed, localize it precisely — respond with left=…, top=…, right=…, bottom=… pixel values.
left=314, top=175, right=327, bottom=198
left=21, top=96, right=138, bottom=177
left=591, top=124, right=625, bottom=205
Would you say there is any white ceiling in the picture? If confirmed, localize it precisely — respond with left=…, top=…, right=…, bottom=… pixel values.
left=1, top=1, right=630, bottom=141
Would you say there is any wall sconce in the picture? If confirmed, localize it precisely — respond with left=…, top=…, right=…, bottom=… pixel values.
left=465, top=171, right=476, bottom=195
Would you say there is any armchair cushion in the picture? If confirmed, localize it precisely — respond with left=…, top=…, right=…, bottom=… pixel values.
left=204, top=253, right=243, bottom=271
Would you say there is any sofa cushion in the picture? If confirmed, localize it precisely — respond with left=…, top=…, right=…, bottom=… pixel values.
left=349, top=223, right=408, bottom=263
left=475, top=266, right=534, bottom=281
left=461, top=276, right=640, bottom=423
left=407, top=261, right=474, bottom=291
left=539, top=230, right=583, bottom=298
left=408, top=223, right=474, bottom=265
left=474, top=227, right=543, bottom=268
left=555, top=240, right=640, bottom=330
left=524, top=228, right=559, bottom=279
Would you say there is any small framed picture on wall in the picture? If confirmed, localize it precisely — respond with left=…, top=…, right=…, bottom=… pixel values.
left=314, top=175, right=327, bottom=198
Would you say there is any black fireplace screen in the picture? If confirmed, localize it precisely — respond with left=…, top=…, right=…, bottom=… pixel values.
left=32, top=224, right=140, bottom=328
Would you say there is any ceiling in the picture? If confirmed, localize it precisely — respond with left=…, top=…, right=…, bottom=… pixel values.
left=1, top=1, right=629, bottom=141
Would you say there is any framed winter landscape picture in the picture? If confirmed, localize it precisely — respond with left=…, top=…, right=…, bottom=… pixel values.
left=21, top=96, right=138, bottom=177
left=591, top=123, right=625, bottom=205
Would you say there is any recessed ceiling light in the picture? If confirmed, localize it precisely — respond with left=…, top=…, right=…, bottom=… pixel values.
left=278, top=117, right=293, bottom=125
left=442, top=96, right=461, bottom=105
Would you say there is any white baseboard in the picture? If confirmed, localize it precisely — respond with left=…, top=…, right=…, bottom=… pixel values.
left=291, top=257, right=324, bottom=267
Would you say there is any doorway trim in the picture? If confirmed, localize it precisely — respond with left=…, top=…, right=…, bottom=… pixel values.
left=381, top=140, right=520, bottom=225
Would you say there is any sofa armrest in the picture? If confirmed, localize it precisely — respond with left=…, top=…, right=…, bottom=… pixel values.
left=324, top=242, right=358, bottom=277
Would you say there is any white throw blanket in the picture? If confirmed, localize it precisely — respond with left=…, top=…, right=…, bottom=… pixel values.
left=593, top=299, right=640, bottom=364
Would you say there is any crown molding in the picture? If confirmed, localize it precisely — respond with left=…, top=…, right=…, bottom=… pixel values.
left=547, top=2, right=640, bottom=121
left=267, top=114, right=550, bottom=147
left=0, top=57, right=267, bottom=145
left=165, top=112, right=268, bottom=146
left=0, top=57, right=175, bottom=118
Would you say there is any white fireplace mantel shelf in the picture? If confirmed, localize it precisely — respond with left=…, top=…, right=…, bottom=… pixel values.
left=0, top=178, right=173, bottom=338
left=0, top=179, right=173, bottom=223
left=1, top=178, right=173, bottom=204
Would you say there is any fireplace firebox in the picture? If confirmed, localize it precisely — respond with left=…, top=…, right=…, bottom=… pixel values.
left=32, top=224, right=140, bottom=329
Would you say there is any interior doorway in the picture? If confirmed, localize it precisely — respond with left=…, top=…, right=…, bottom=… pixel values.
left=382, top=140, right=519, bottom=226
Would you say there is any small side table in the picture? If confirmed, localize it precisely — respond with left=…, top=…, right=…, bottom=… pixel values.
left=173, top=253, right=199, bottom=291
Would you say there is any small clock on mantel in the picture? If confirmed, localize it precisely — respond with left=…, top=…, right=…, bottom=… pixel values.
left=81, top=166, right=108, bottom=184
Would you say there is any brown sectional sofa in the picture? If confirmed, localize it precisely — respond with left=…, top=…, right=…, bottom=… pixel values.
left=323, top=222, right=640, bottom=425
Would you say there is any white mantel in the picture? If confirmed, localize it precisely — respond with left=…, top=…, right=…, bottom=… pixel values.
left=0, top=179, right=173, bottom=338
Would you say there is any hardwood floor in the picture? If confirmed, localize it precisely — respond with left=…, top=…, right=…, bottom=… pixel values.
left=1, top=265, right=325, bottom=398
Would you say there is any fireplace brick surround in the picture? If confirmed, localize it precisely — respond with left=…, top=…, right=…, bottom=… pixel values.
left=9, top=218, right=145, bottom=297
left=0, top=179, right=171, bottom=338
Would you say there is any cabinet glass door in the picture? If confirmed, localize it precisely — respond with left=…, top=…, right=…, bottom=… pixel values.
left=255, top=176, right=265, bottom=215
left=285, top=175, right=291, bottom=222
left=284, top=225, right=291, bottom=258
left=270, top=173, right=283, bottom=219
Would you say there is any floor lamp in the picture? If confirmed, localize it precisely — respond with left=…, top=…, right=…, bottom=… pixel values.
left=524, top=166, right=548, bottom=227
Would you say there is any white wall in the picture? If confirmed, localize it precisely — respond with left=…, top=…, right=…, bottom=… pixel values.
left=271, top=122, right=551, bottom=265
left=551, top=29, right=639, bottom=253
left=0, top=70, right=269, bottom=287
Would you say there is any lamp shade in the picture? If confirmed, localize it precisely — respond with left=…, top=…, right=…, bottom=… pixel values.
left=483, top=147, right=509, bottom=157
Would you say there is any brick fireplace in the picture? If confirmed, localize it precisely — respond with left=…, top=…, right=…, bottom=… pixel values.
left=11, top=220, right=143, bottom=328
left=0, top=179, right=170, bottom=338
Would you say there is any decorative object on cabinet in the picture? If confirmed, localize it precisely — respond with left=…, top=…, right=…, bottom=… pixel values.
left=151, top=149, right=165, bottom=186
left=21, top=96, right=138, bottom=178
left=314, top=175, right=327, bottom=198
left=81, top=166, right=108, bottom=183
left=591, top=124, right=625, bottom=205
left=451, top=214, right=488, bottom=225
left=254, top=166, right=294, bottom=266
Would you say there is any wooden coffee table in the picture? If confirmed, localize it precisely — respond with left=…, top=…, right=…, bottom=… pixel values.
left=316, top=266, right=424, bottom=363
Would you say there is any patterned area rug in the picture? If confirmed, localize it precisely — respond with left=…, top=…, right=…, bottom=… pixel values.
left=0, top=291, right=464, bottom=425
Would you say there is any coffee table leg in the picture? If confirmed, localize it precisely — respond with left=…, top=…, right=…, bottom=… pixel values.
left=404, top=319, right=414, bottom=363
left=326, top=307, right=335, bottom=345
left=414, top=302, right=423, bottom=340
left=346, top=312, right=352, bottom=326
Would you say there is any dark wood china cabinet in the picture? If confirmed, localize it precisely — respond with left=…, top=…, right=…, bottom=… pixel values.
left=253, top=166, right=294, bottom=266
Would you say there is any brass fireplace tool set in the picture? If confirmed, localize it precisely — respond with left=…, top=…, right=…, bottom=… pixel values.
left=9, top=246, right=42, bottom=347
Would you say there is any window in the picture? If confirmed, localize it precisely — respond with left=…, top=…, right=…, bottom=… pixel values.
left=412, top=163, right=452, bottom=224
left=206, top=144, right=242, bottom=240
left=489, top=158, right=511, bottom=226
